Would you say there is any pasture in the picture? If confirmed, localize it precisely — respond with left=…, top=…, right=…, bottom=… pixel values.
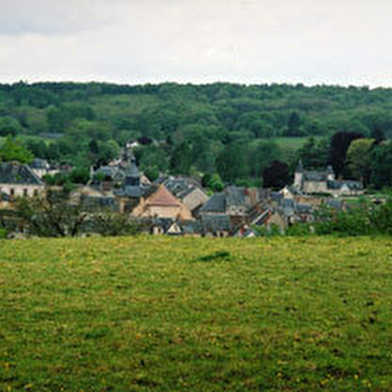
left=1, top=236, right=391, bottom=391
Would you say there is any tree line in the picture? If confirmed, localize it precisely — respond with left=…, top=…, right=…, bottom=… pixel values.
left=0, top=81, right=392, bottom=188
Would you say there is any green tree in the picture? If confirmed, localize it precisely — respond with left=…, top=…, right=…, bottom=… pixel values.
left=192, top=135, right=215, bottom=173
left=286, top=112, right=302, bottom=137
left=170, top=142, right=192, bottom=175
left=370, top=141, right=392, bottom=189
left=216, top=143, right=246, bottom=182
left=298, top=137, right=329, bottom=170
left=346, top=138, right=374, bottom=185
left=202, top=173, right=224, bottom=192
left=0, top=137, right=34, bottom=163
left=46, top=105, right=69, bottom=133
left=0, top=116, right=23, bottom=136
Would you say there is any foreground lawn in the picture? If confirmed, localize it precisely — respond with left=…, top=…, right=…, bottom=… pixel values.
left=1, top=236, right=392, bottom=391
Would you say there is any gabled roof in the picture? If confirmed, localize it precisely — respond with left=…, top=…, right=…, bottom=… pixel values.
left=0, top=162, right=44, bottom=186
left=29, top=158, right=50, bottom=170
left=157, top=176, right=206, bottom=200
left=303, top=172, right=328, bottom=182
left=146, top=185, right=181, bottom=206
left=327, top=180, right=363, bottom=190
left=200, top=194, right=226, bottom=213
left=282, top=186, right=303, bottom=196
left=114, top=184, right=152, bottom=199
left=225, top=186, right=247, bottom=207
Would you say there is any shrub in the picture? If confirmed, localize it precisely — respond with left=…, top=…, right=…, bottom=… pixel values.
left=0, top=227, right=8, bottom=239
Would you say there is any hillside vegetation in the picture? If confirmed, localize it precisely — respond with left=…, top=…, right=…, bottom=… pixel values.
left=2, top=82, right=392, bottom=186
left=1, top=236, right=392, bottom=391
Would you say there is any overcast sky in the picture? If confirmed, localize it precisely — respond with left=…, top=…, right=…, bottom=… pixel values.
left=0, top=0, right=391, bottom=86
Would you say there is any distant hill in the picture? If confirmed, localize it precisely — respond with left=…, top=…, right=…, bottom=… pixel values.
left=1, top=81, right=392, bottom=185
left=1, top=81, right=392, bottom=140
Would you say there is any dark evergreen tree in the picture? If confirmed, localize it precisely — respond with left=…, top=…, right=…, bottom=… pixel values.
left=328, top=131, right=363, bottom=178
left=262, top=161, right=290, bottom=190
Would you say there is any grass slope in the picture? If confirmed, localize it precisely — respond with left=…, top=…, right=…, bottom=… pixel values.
left=1, top=236, right=392, bottom=391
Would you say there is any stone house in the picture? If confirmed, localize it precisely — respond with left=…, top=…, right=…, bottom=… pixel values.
left=131, top=185, right=193, bottom=220
left=0, top=162, right=45, bottom=199
left=156, top=176, right=208, bottom=216
left=294, top=161, right=364, bottom=197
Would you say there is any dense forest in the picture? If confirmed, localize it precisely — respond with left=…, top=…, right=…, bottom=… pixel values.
left=1, top=81, right=392, bottom=188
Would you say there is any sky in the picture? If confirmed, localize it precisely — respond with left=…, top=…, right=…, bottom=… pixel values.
left=0, top=0, right=391, bottom=87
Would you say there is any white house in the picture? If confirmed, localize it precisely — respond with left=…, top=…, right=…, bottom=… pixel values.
left=0, top=162, right=45, bottom=199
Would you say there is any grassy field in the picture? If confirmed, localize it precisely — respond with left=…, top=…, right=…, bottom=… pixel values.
left=1, top=236, right=392, bottom=391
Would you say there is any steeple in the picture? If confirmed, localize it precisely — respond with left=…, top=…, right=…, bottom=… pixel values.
left=294, top=160, right=304, bottom=189
left=124, top=155, right=140, bottom=187
left=296, top=160, right=304, bottom=173
left=326, top=165, right=335, bottom=181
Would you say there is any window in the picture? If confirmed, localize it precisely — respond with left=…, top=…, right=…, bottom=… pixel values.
left=10, top=189, right=15, bottom=197
left=23, top=189, right=28, bottom=197
left=33, top=189, right=38, bottom=197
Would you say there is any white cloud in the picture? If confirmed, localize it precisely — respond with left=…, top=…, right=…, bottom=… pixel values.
left=0, top=0, right=391, bottom=86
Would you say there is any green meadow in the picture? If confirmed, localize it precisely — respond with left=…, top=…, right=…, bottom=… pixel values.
left=1, top=236, right=392, bottom=391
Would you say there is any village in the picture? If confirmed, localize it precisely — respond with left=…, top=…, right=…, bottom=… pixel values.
left=0, top=139, right=367, bottom=238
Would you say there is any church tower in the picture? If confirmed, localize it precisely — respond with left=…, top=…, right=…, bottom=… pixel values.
left=124, top=155, right=140, bottom=187
left=326, top=165, right=335, bottom=181
left=294, top=160, right=304, bottom=189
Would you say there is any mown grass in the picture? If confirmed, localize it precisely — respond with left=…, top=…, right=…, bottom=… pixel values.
left=1, top=236, right=392, bottom=391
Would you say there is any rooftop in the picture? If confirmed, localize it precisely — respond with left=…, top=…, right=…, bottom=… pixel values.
left=0, top=162, right=44, bottom=186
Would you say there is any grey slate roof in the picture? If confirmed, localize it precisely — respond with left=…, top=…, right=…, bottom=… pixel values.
left=182, top=220, right=203, bottom=235
left=325, top=198, right=344, bottom=210
left=296, top=203, right=313, bottom=214
left=29, top=158, right=50, bottom=170
left=201, top=214, right=231, bottom=232
left=162, top=178, right=198, bottom=199
left=303, top=172, right=328, bottom=182
left=125, top=157, right=140, bottom=179
left=0, top=192, right=10, bottom=201
left=285, top=186, right=303, bottom=196
left=327, top=180, right=363, bottom=190
left=0, top=162, right=44, bottom=185
left=271, top=192, right=283, bottom=203
left=114, top=184, right=154, bottom=198
left=200, top=194, right=226, bottom=213
left=225, top=186, right=246, bottom=207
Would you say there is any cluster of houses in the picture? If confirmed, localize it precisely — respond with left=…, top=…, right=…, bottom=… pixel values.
left=0, top=146, right=365, bottom=237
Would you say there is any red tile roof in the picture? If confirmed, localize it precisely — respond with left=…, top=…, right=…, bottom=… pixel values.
left=146, top=185, right=181, bottom=206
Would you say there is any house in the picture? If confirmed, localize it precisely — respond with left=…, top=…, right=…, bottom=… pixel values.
left=29, top=158, right=51, bottom=178
left=200, top=214, right=231, bottom=237
left=69, top=186, right=118, bottom=211
left=0, top=162, right=45, bottom=199
left=112, top=155, right=193, bottom=220
left=199, top=193, right=226, bottom=216
left=232, top=224, right=257, bottom=238
left=114, top=156, right=153, bottom=213
left=92, top=157, right=150, bottom=192
left=200, top=187, right=269, bottom=227
left=131, top=185, right=193, bottom=220
left=0, top=191, right=12, bottom=210
left=156, top=176, right=208, bottom=216
left=294, top=161, right=364, bottom=197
